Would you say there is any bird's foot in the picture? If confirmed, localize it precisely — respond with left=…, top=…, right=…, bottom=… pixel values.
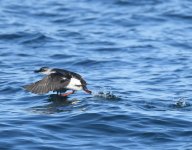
left=61, top=91, right=75, bottom=97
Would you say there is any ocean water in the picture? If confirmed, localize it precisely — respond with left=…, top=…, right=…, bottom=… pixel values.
left=0, top=0, right=192, bottom=149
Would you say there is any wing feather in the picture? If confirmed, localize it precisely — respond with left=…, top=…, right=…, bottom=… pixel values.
left=23, top=73, right=70, bottom=94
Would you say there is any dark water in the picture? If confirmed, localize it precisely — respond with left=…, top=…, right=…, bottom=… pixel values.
left=0, top=0, right=192, bottom=149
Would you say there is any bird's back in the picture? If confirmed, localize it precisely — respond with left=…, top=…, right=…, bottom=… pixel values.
left=53, top=68, right=87, bottom=86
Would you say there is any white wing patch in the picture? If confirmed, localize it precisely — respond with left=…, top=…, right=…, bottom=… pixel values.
left=66, top=77, right=82, bottom=90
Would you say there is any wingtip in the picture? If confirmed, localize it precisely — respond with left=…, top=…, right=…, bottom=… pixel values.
left=22, top=83, right=49, bottom=95
left=22, top=84, right=29, bottom=90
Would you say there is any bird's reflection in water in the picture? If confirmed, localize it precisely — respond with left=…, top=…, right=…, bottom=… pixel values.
left=29, top=94, right=81, bottom=114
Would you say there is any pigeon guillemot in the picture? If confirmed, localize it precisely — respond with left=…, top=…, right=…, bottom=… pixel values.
left=23, top=67, right=92, bottom=96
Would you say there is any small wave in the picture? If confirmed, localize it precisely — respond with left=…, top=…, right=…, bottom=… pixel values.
left=0, top=86, right=21, bottom=94
left=50, top=54, right=77, bottom=59
left=0, top=32, right=26, bottom=41
left=0, top=31, right=54, bottom=45
left=115, top=0, right=161, bottom=5
left=73, top=59, right=107, bottom=66
left=21, top=33, right=54, bottom=44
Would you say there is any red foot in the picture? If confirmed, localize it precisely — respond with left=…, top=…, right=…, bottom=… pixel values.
left=61, top=91, right=75, bottom=97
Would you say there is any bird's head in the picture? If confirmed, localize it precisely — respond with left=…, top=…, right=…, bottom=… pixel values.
left=34, top=67, right=54, bottom=75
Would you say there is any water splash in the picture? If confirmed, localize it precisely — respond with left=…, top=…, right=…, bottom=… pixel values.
left=171, top=97, right=190, bottom=108
left=92, top=88, right=119, bottom=100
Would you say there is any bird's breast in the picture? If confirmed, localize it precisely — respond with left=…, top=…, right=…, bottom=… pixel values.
left=66, top=77, right=82, bottom=90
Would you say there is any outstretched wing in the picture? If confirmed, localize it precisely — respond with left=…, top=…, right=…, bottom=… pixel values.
left=23, top=73, right=70, bottom=94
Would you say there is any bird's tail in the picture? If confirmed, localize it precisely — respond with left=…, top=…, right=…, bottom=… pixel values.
left=83, top=86, right=92, bottom=94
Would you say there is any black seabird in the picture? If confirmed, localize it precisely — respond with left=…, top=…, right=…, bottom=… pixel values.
left=24, top=67, right=92, bottom=96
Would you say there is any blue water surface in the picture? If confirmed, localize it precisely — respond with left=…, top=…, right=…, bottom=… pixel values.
left=0, top=0, right=192, bottom=149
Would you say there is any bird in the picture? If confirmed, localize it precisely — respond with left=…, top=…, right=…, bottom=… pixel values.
left=23, top=67, right=92, bottom=97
